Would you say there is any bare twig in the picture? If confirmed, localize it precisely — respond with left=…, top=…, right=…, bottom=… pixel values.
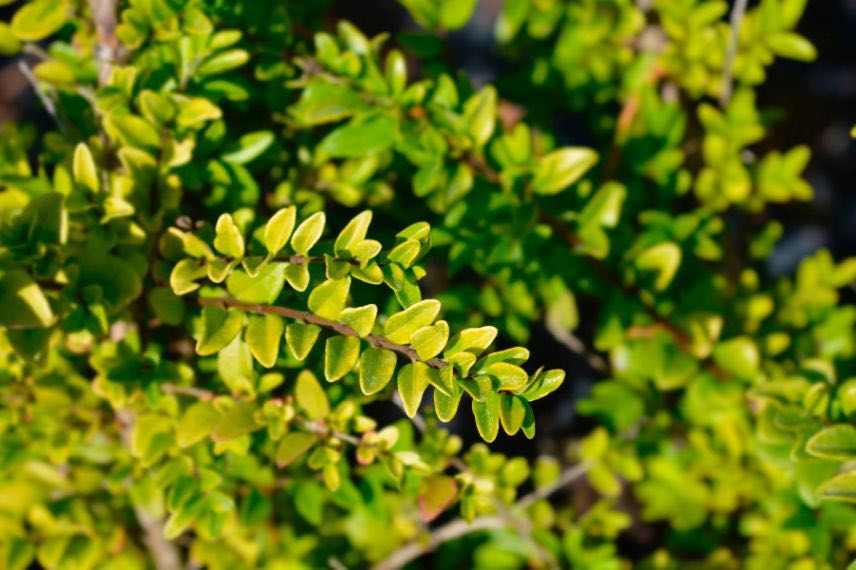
left=17, top=60, right=67, bottom=134
left=720, top=0, right=748, bottom=107
left=372, top=463, right=590, bottom=570
left=545, top=323, right=610, bottom=375
left=115, top=411, right=183, bottom=570
left=87, top=0, right=119, bottom=85
left=198, top=297, right=447, bottom=370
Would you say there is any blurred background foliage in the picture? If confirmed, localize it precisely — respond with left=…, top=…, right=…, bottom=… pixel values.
left=0, top=0, right=854, bottom=569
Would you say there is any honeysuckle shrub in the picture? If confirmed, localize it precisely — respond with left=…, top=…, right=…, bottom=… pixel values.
left=0, top=0, right=853, bottom=568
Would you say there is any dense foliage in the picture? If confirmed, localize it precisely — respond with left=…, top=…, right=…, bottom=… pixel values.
left=0, top=0, right=853, bottom=568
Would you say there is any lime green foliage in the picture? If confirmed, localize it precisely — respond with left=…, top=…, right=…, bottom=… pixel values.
left=0, top=0, right=853, bottom=568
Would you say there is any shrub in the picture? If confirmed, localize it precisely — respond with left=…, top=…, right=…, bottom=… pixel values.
left=0, top=0, right=853, bottom=568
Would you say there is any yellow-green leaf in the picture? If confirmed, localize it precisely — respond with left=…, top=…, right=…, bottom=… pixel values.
left=384, top=299, right=441, bottom=343
left=806, top=425, right=856, bottom=461
left=296, top=370, right=329, bottom=419
left=636, top=241, right=681, bottom=291
left=410, top=320, right=449, bottom=360
left=0, top=270, right=55, bottom=329
left=445, top=326, right=497, bottom=358
left=214, top=213, right=245, bottom=259
left=73, top=143, right=99, bottom=193
left=472, top=392, right=501, bottom=442
left=291, top=211, right=325, bottom=255
left=285, top=261, right=310, bottom=292
left=499, top=394, right=527, bottom=436
left=225, top=263, right=286, bottom=304
left=245, top=314, right=284, bottom=368
left=359, top=347, right=397, bottom=395
left=434, top=385, right=462, bottom=422
left=397, top=362, right=430, bottom=417
left=195, top=305, right=243, bottom=356
left=308, top=277, right=350, bottom=320
left=177, top=401, right=220, bottom=448
left=285, top=322, right=321, bottom=361
left=338, top=304, right=377, bottom=337
left=264, top=206, right=297, bottom=256
left=486, top=362, right=528, bottom=391
left=211, top=402, right=261, bottom=442
left=11, top=0, right=69, bottom=41
left=325, top=335, right=361, bottom=382
left=276, top=432, right=319, bottom=467
left=818, top=471, right=856, bottom=504
left=531, top=147, right=598, bottom=195
left=176, top=97, right=222, bottom=128
left=334, top=210, right=372, bottom=255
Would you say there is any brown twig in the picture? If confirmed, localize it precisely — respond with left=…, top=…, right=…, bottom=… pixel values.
left=87, top=0, right=119, bottom=86
left=720, top=0, right=748, bottom=107
left=197, top=296, right=447, bottom=370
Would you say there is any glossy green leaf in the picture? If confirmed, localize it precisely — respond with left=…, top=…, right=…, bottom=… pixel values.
left=198, top=49, right=250, bottom=76
left=334, top=210, right=373, bottom=255
left=276, top=432, right=320, bottom=467
left=397, top=362, right=430, bottom=417
left=286, top=322, right=321, bottom=360
left=72, top=143, right=99, bottom=193
left=359, top=347, right=397, bottom=395
left=264, top=206, right=297, bottom=256
left=410, top=320, right=449, bottom=360
left=445, top=326, right=497, bottom=358
left=324, top=335, right=361, bottom=382
left=211, top=402, right=261, bottom=442
left=636, top=242, right=681, bottom=291
left=245, top=314, right=284, bottom=368
left=177, top=401, right=220, bottom=448
left=296, top=370, right=330, bottom=419
left=171, top=259, right=207, bottom=295
left=499, top=394, right=527, bottom=435
left=519, top=369, right=565, bottom=402
left=214, top=213, right=245, bottom=259
left=338, top=304, right=377, bottom=337
left=225, top=263, right=287, bottom=304
left=308, top=277, right=351, bottom=320
left=531, top=147, right=598, bottom=195
left=817, top=471, right=856, bottom=504
left=434, top=385, right=463, bottom=422
left=806, top=425, right=856, bottom=461
left=472, top=392, right=501, bottom=442
left=384, top=299, right=441, bottom=343
left=0, top=270, right=55, bottom=329
left=176, top=97, right=223, bottom=128
left=222, top=130, right=274, bottom=164
left=485, top=362, right=528, bottom=391
left=320, top=115, right=397, bottom=158
left=195, top=305, right=243, bottom=356
left=105, top=113, right=161, bottom=150
left=11, top=0, right=69, bottom=41
left=291, top=212, right=326, bottom=255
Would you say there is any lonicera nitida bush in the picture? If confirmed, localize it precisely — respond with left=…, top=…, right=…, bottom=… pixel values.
left=0, top=0, right=854, bottom=568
